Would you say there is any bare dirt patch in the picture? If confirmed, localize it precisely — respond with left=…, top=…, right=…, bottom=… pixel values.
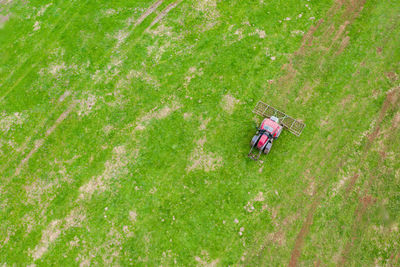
left=29, top=207, right=86, bottom=261
left=48, top=62, right=66, bottom=76
left=336, top=35, right=350, bottom=54
left=192, top=0, right=220, bottom=32
left=58, top=90, right=71, bottom=102
left=76, top=94, right=98, bottom=117
left=183, top=112, right=192, bottom=120
left=199, top=116, right=210, bottom=130
left=30, top=220, right=62, bottom=260
left=385, top=71, right=398, bottom=82
left=125, top=69, right=160, bottom=88
left=33, top=21, right=40, bottom=31
left=129, top=210, right=137, bottom=222
left=148, top=24, right=173, bottom=37
left=114, top=30, right=129, bottom=49
left=244, top=192, right=267, bottom=213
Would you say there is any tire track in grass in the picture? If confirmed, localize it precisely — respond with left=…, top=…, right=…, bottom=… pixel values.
left=135, top=0, right=164, bottom=27
left=298, top=21, right=399, bottom=264
left=2, top=0, right=167, bottom=176
left=284, top=1, right=369, bottom=265
left=26, top=0, right=184, bottom=261
left=11, top=2, right=174, bottom=260
left=0, top=5, right=82, bottom=102
left=286, top=0, right=365, bottom=94
left=338, top=87, right=400, bottom=265
left=0, top=0, right=81, bottom=96
left=14, top=101, right=77, bottom=176
left=234, top=0, right=368, bottom=265
left=146, top=0, right=182, bottom=30
left=344, top=87, right=397, bottom=196
left=0, top=91, right=71, bottom=175
left=288, top=197, right=320, bottom=267
left=244, top=0, right=367, bottom=263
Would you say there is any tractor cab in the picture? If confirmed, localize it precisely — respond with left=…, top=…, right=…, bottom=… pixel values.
left=261, top=116, right=282, bottom=138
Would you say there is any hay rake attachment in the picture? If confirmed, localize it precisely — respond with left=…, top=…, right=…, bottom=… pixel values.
left=252, top=101, right=305, bottom=136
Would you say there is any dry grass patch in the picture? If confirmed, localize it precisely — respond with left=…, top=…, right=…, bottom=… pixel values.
left=186, top=136, right=223, bottom=172
left=221, top=94, right=240, bottom=114
left=78, top=145, right=129, bottom=200
left=30, top=220, right=62, bottom=260
left=134, top=102, right=181, bottom=131
left=184, top=66, right=203, bottom=88
left=76, top=94, right=98, bottom=117
left=0, top=111, right=26, bottom=133
left=194, top=250, right=219, bottom=266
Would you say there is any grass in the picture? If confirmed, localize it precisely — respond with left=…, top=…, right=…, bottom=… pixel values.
left=0, top=0, right=399, bottom=265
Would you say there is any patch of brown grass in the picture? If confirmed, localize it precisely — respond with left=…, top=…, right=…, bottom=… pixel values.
left=221, top=94, right=240, bottom=114
left=78, top=145, right=129, bottom=200
left=186, top=136, right=223, bottom=172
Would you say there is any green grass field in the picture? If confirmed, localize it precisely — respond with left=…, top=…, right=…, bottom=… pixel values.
left=1, top=0, right=399, bottom=265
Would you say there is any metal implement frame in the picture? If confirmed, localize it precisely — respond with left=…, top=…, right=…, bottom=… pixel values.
left=252, top=101, right=305, bottom=136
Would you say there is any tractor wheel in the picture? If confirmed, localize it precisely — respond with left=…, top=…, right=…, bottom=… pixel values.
left=264, top=142, right=272, bottom=154
left=250, top=135, right=259, bottom=146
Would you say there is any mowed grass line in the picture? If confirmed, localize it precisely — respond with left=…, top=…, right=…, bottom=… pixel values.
left=1, top=0, right=171, bottom=260
left=0, top=0, right=167, bottom=175
left=0, top=1, right=188, bottom=262
left=0, top=0, right=161, bottom=163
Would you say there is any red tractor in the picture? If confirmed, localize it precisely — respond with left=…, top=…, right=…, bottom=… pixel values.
left=248, top=101, right=305, bottom=161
